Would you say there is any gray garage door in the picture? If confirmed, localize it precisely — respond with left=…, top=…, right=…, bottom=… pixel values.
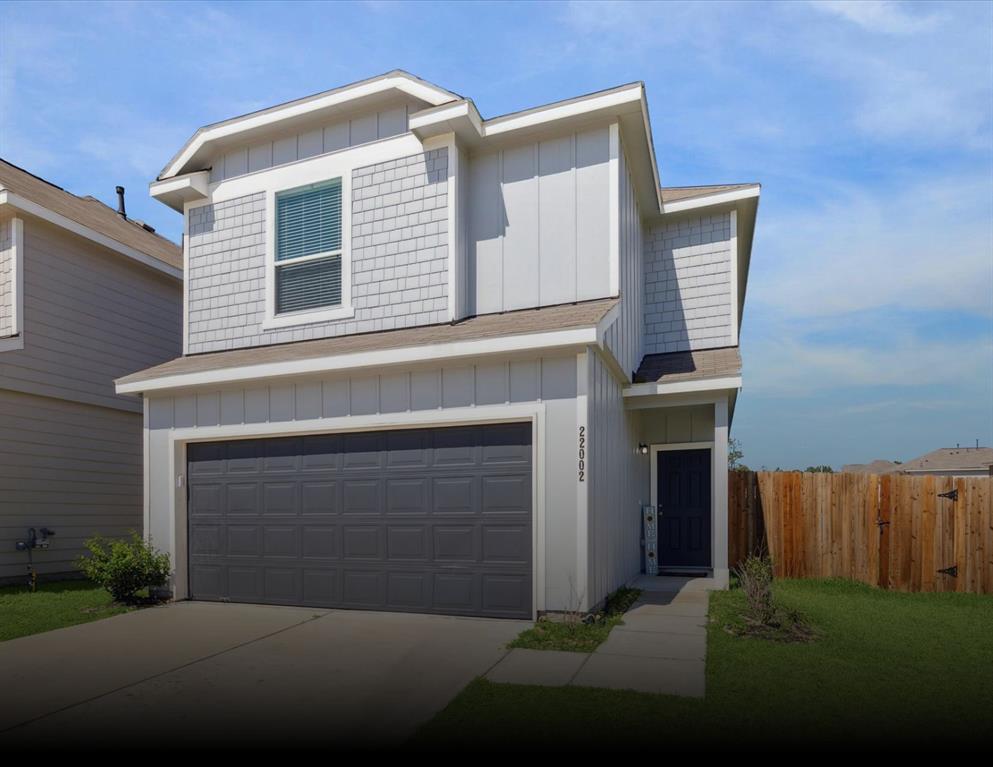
left=187, top=423, right=533, bottom=619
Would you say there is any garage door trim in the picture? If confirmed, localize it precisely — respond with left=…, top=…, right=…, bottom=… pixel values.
left=168, top=404, right=546, bottom=617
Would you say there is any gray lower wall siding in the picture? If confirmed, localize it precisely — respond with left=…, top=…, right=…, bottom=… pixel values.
left=0, top=389, right=142, bottom=582
left=586, top=352, right=644, bottom=607
left=467, top=126, right=611, bottom=315
left=644, top=212, right=733, bottom=354
left=145, top=354, right=586, bottom=612
left=0, top=212, right=12, bottom=337
left=187, top=148, right=448, bottom=354
left=0, top=218, right=181, bottom=413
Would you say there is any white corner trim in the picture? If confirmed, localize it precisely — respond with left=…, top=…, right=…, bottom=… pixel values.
left=116, top=325, right=600, bottom=394
left=729, top=208, right=739, bottom=345
left=0, top=190, right=182, bottom=281
left=624, top=375, right=742, bottom=398
left=662, top=186, right=760, bottom=215
left=445, top=133, right=459, bottom=322
left=608, top=122, right=620, bottom=297
left=0, top=216, right=25, bottom=351
left=160, top=73, right=456, bottom=180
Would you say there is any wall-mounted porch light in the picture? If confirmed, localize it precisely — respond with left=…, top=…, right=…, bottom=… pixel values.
left=638, top=443, right=649, bottom=455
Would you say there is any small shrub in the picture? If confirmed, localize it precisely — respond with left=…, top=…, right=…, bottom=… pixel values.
left=77, top=533, right=170, bottom=604
left=729, top=554, right=815, bottom=643
left=737, top=554, right=775, bottom=625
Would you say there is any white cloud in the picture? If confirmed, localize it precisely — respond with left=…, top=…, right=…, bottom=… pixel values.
left=809, top=1, right=941, bottom=35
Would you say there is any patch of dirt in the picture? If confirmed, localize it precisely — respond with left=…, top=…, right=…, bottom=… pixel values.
left=724, top=609, right=818, bottom=643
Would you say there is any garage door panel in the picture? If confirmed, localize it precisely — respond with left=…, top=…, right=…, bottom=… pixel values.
left=301, top=481, right=337, bottom=514
left=342, top=525, right=382, bottom=559
left=188, top=423, right=532, bottom=618
left=342, top=479, right=382, bottom=514
left=386, top=477, right=429, bottom=514
left=302, top=526, right=338, bottom=559
left=262, top=482, right=297, bottom=515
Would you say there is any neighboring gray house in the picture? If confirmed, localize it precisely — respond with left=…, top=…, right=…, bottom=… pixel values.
left=0, top=160, right=182, bottom=583
left=897, top=447, right=993, bottom=477
left=117, top=72, right=759, bottom=618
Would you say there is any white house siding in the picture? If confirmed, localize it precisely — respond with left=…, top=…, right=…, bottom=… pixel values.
left=0, top=212, right=11, bottom=336
left=603, top=142, right=644, bottom=379
left=643, top=212, right=734, bottom=354
left=0, top=218, right=181, bottom=413
left=209, top=101, right=416, bottom=184
left=144, top=353, right=587, bottom=612
left=467, top=126, right=611, bottom=315
left=586, top=351, right=644, bottom=608
left=0, top=389, right=142, bottom=582
left=187, top=148, right=448, bottom=354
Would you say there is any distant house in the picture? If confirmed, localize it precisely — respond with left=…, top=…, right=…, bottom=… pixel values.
left=841, top=459, right=901, bottom=475
left=0, top=159, right=182, bottom=583
left=897, top=447, right=993, bottom=478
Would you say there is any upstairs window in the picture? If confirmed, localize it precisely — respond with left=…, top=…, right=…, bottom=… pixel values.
left=275, top=179, right=342, bottom=315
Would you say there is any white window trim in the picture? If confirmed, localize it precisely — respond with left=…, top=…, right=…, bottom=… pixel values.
left=262, top=173, right=354, bottom=330
left=0, top=216, right=24, bottom=352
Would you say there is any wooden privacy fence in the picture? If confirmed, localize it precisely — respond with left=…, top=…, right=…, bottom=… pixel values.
left=728, top=471, right=992, bottom=595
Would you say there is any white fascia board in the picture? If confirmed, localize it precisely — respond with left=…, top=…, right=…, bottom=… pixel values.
left=0, top=190, right=182, bottom=281
left=116, top=326, right=600, bottom=394
left=662, top=186, right=760, bottom=215
left=149, top=172, right=210, bottom=212
left=161, top=74, right=456, bottom=180
left=482, top=83, right=643, bottom=138
left=409, top=99, right=484, bottom=141
left=624, top=375, right=743, bottom=398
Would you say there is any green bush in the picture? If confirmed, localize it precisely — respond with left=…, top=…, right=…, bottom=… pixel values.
left=77, top=533, right=171, bottom=603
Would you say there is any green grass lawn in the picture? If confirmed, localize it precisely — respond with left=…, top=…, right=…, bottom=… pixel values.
left=413, top=579, right=993, bottom=751
left=508, top=587, right=641, bottom=652
left=0, top=580, right=130, bottom=642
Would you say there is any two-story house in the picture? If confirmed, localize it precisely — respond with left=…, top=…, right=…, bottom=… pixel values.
left=117, top=71, right=759, bottom=619
left=0, top=160, right=182, bottom=583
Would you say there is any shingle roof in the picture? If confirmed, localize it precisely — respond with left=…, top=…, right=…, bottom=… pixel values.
left=660, top=184, right=759, bottom=203
left=634, top=346, right=741, bottom=384
left=0, top=159, right=182, bottom=270
left=898, top=447, right=993, bottom=474
left=117, top=297, right=618, bottom=387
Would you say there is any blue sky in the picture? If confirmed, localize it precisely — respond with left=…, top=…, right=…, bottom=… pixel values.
left=2, top=0, right=991, bottom=469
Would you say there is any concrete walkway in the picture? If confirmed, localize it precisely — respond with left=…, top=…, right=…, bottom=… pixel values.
left=487, top=575, right=715, bottom=698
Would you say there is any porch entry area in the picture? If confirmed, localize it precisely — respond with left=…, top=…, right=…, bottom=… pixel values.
left=655, top=447, right=712, bottom=570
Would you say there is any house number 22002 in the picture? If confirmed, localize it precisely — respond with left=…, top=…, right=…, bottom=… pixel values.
left=578, top=425, right=586, bottom=482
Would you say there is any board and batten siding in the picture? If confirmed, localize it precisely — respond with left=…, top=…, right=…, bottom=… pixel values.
left=0, top=217, right=181, bottom=413
left=209, top=102, right=416, bottom=184
left=0, top=389, right=142, bottom=581
left=467, top=126, right=611, bottom=315
left=0, top=212, right=12, bottom=336
left=602, top=140, right=644, bottom=379
left=643, top=212, right=734, bottom=355
left=145, top=354, right=587, bottom=612
left=586, top=351, right=644, bottom=608
left=187, top=148, right=448, bottom=354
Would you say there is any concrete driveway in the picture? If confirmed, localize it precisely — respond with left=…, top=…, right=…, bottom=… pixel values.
left=0, top=601, right=528, bottom=749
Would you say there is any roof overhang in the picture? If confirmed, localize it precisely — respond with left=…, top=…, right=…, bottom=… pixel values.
left=0, top=189, right=183, bottom=280
left=116, top=325, right=601, bottom=395
left=624, top=375, right=742, bottom=401
left=158, top=71, right=459, bottom=181
left=410, top=82, right=663, bottom=214
left=149, top=171, right=210, bottom=213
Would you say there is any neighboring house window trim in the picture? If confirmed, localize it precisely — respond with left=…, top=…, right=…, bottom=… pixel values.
left=0, top=216, right=25, bottom=352
left=262, top=173, right=354, bottom=330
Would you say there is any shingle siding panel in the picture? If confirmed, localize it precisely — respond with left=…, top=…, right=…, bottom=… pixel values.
left=643, top=211, right=734, bottom=354
left=186, top=148, right=449, bottom=354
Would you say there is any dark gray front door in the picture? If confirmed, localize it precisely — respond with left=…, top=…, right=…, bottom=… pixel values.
left=187, top=423, right=533, bottom=619
left=657, top=448, right=711, bottom=569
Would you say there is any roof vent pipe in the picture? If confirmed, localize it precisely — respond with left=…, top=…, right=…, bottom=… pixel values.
left=115, top=186, right=126, bottom=219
